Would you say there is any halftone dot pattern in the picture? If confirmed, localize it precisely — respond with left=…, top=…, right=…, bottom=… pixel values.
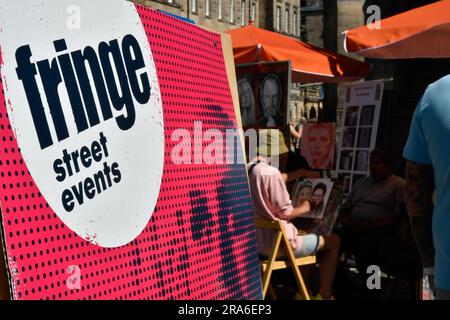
left=0, top=6, right=262, bottom=300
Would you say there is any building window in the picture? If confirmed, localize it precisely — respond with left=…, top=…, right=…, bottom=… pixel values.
left=251, top=2, right=256, bottom=21
left=301, top=14, right=307, bottom=41
left=241, top=0, right=246, bottom=26
left=293, top=9, right=298, bottom=36
left=205, top=0, right=210, bottom=17
left=230, top=0, right=235, bottom=23
left=218, top=0, right=223, bottom=20
left=276, top=6, right=281, bottom=31
left=285, top=7, right=289, bottom=33
left=191, top=0, right=198, bottom=13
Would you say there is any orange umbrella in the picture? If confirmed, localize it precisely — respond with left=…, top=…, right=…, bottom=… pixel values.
left=344, top=0, right=450, bottom=59
left=226, top=24, right=370, bottom=83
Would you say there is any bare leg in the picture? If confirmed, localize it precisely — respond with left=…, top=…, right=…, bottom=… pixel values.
left=316, top=234, right=340, bottom=299
left=299, top=264, right=315, bottom=286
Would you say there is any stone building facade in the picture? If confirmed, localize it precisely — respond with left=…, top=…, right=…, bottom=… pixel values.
left=134, top=0, right=307, bottom=125
left=289, top=0, right=325, bottom=125
left=260, top=0, right=301, bottom=37
left=133, top=0, right=302, bottom=36
left=334, top=0, right=450, bottom=177
left=133, top=0, right=259, bottom=32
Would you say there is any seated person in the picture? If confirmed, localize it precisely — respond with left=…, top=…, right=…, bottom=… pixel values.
left=248, top=129, right=340, bottom=300
left=337, top=148, right=415, bottom=288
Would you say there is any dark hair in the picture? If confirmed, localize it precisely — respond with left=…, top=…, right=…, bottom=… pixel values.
left=313, top=182, right=327, bottom=195
left=370, top=148, right=393, bottom=167
left=312, top=183, right=327, bottom=210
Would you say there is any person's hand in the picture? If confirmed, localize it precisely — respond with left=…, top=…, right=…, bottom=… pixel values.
left=300, top=200, right=311, bottom=214
left=291, top=200, right=312, bottom=218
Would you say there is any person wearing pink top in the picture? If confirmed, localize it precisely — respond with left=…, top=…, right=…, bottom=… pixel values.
left=248, top=129, right=340, bottom=300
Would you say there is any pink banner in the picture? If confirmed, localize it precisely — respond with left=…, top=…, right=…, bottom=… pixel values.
left=0, top=1, right=261, bottom=299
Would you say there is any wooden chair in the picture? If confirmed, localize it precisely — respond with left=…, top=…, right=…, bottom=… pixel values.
left=254, top=218, right=316, bottom=300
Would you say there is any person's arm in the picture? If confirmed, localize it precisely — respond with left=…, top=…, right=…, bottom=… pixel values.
left=289, top=124, right=301, bottom=140
left=281, top=169, right=320, bottom=183
left=289, top=200, right=311, bottom=219
left=404, top=160, right=435, bottom=269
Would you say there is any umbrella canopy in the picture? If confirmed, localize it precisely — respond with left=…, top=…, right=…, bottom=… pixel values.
left=226, top=24, right=370, bottom=83
left=344, top=0, right=450, bottom=59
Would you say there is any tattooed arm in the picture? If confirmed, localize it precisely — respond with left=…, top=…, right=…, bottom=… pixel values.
left=404, top=160, right=435, bottom=268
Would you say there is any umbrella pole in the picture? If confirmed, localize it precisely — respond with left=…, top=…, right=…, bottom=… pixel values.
left=256, top=43, right=261, bottom=62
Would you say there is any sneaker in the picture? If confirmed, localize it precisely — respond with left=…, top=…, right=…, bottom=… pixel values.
left=312, top=294, right=335, bottom=300
left=293, top=291, right=314, bottom=300
left=293, top=292, right=306, bottom=300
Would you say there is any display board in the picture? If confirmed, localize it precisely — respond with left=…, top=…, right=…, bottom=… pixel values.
left=0, top=0, right=261, bottom=300
left=292, top=178, right=334, bottom=220
left=336, top=80, right=384, bottom=194
left=236, top=61, right=291, bottom=129
left=292, top=180, right=343, bottom=236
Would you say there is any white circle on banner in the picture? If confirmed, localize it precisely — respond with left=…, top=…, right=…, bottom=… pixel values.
left=0, top=0, right=164, bottom=247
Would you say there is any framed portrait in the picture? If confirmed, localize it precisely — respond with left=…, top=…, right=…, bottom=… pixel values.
left=237, top=77, right=256, bottom=126
left=338, top=173, right=352, bottom=194
left=344, top=106, right=359, bottom=126
left=235, top=61, right=291, bottom=129
left=342, top=127, right=356, bottom=148
left=300, top=123, right=336, bottom=170
left=318, top=182, right=344, bottom=236
left=357, top=127, right=372, bottom=148
left=291, top=178, right=334, bottom=220
left=339, top=150, right=354, bottom=171
left=354, top=150, right=369, bottom=172
left=292, top=179, right=343, bottom=236
left=337, top=81, right=384, bottom=194
left=360, top=105, right=375, bottom=126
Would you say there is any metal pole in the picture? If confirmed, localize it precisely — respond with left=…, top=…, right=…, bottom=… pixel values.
left=187, top=0, right=190, bottom=19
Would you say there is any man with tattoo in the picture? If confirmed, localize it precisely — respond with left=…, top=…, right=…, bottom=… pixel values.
left=404, top=75, right=450, bottom=300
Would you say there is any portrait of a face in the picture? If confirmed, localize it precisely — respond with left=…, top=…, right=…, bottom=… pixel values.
left=339, top=150, right=354, bottom=171
left=311, top=184, right=326, bottom=210
left=236, top=61, right=290, bottom=130
left=293, top=181, right=313, bottom=207
left=342, top=127, right=356, bottom=148
left=292, top=179, right=334, bottom=220
left=237, top=78, right=256, bottom=126
left=354, top=150, right=369, bottom=172
left=300, top=123, right=336, bottom=170
left=259, top=74, right=282, bottom=128
left=360, top=105, right=375, bottom=126
left=357, top=127, right=372, bottom=148
left=338, top=173, right=351, bottom=194
left=345, top=106, right=359, bottom=126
